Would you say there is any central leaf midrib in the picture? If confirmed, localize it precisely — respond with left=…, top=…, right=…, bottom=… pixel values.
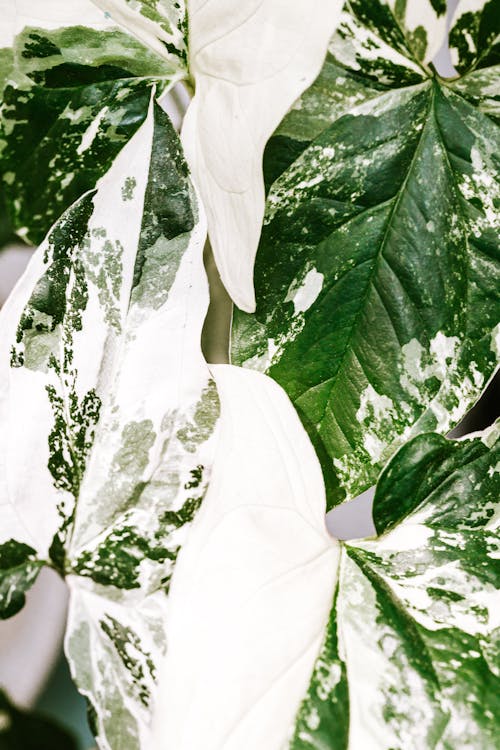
left=294, top=83, right=434, bottom=430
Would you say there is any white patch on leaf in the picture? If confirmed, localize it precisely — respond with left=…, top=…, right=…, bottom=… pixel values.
left=285, top=267, right=324, bottom=315
left=76, top=107, right=108, bottom=155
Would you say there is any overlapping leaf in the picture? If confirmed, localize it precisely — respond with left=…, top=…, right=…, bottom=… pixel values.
left=152, top=365, right=337, bottom=750
left=232, top=0, right=500, bottom=506
left=289, top=423, right=499, bottom=749
left=0, top=93, right=219, bottom=749
left=0, top=1, right=183, bottom=244
left=151, top=363, right=499, bottom=750
left=95, top=0, right=346, bottom=312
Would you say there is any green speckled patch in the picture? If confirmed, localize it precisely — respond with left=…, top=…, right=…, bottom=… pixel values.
left=288, top=425, right=500, bottom=749
left=131, top=102, right=194, bottom=309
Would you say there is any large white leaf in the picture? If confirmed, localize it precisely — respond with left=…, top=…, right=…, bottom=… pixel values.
left=152, top=365, right=338, bottom=750
left=0, top=91, right=220, bottom=748
left=182, top=0, right=345, bottom=312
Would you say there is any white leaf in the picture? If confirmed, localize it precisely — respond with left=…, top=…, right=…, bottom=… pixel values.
left=181, top=0, right=345, bottom=312
left=152, top=365, right=339, bottom=750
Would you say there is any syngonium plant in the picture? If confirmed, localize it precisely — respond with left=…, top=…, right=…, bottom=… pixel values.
left=0, top=0, right=498, bottom=748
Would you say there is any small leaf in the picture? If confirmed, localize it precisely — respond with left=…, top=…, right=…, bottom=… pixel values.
left=0, top=540, right=42, bottom=619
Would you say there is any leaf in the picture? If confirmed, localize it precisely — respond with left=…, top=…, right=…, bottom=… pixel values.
left=289, top=424, right=500, bottom=749
left=90, top=0, right=188, bottom=68
left=0, top=689, right=77, bottom=750
left=0, top=4, right=182, bottom=244
left=152, top=364, right=339, bottom=749
left=181, top=0, right=346, bottom=312
left=0, top=540, right=42, bottom=619
left=448, top=0, right=500, bottom=124
left=263, top=0, right=447, bottom=188
left=449, top=0, right=500, bottom=76
left=232, top=0, right=500, bottom=506
left=152, top=365, right=499, bottom=749
left=0, top=93, right=219, bottom=748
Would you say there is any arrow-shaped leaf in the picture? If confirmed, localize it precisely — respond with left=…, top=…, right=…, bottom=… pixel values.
left=233, top=0, right=500, bottom=506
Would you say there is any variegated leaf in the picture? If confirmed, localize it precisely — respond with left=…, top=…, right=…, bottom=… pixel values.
left=152, top=365, right=338, bottom=750
left=233, top=2, right=500, bottom=507
left=0, top=1, right=182, bottom=244
left=449, top=0, right=500, bottom=75
left=181, top=0, right=346, bottom=312
left=90, top=0, right=188, bottom=69
left=0, top=93, right=219, bottom=748
left=448, top=0, right=500, bottom=124
left=289, top=423, right=499, bottom=749
left=0, top=540, right=42, bottom=619
left=265, top=0, right=446, bottom=188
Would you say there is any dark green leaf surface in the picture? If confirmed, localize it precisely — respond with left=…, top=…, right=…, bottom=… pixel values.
left=449, top=0, right=500, bottom=75
left=233, top=0, right=500, bottom=507
left=0, top=540, right=42, bottom=619
left=0, top=25, right=179, bottom=244
left=0, top=690, right=77, bottom=750
left=288, top=424, right=500, bottom=749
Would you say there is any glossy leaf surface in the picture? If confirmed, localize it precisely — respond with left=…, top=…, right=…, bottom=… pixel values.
left=233, top=0, right=500, bottom=506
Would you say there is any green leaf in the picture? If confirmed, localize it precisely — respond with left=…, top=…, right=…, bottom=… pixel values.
left=0, top=540, right=42, bottom=619
left=0, top=690, right=77, bottom=750
left=288, top=424, right=500, bottom=749
left=1, top=19, right=181, bottom=244
left=0, top=93, right=219, bottom=748
left=232, top=1, right=500, bottom=507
